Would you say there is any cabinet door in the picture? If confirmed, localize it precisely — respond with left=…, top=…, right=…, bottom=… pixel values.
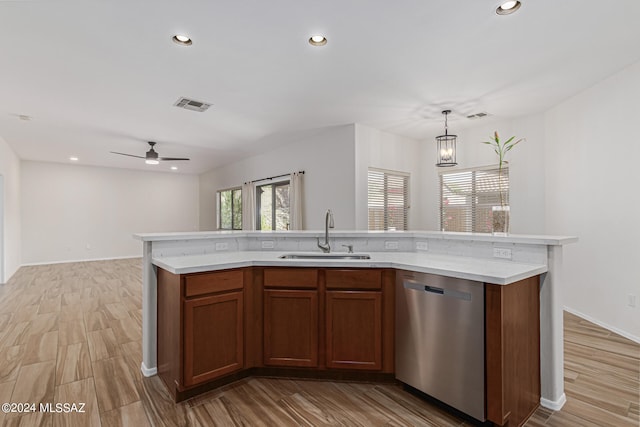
left=264, top=289, right=318, bottom=367
left=326, top=291, right=382, bottom=370
left=183, top=291, right=243, bottom=387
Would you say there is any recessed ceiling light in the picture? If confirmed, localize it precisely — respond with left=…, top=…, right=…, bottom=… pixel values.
left=496, top=1, right=521, bottom=15
left=69, top=156, right=79, bottom=161
left=171, top=166, right=178, bottom=170
left=308, top=35, right=327, bottom=46
left=145, top=159, right=160, bottom=165
left=172, top=34, right=193, bottom=46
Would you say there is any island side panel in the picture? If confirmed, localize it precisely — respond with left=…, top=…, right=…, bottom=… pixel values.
left=142, top=241, right=158, bottom=376
left=157, top=267, right=182, bottom=398
left=539, top=246, right=566, bottom=409
left=486, top=275, right=541, bottom=426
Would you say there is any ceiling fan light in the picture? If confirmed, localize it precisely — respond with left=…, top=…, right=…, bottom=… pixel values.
left=145, top=159, right=160, bottom=165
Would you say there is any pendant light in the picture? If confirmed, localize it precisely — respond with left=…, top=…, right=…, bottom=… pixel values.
left=436, top=110, right=457, bottom=167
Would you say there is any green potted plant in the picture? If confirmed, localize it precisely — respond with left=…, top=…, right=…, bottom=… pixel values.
left=482, top=131, right=524, bottom=234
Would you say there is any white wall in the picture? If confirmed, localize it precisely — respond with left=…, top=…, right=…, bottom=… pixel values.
left=199, top=124, right=356, bottom=231
left=544, top=61, right=640, bottom=341
left=0, top=137, right=21, bottom=282
left=354, top=124, right=423, bottom=230
left=21, top=161, right=199, bottom=264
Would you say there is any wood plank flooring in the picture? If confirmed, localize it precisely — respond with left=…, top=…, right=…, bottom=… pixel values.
left=0, top=259, right=638, bottom=426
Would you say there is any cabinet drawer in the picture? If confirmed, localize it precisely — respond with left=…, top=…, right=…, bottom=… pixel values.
left=326, top=269, right=382, bottom=290
left=264, top=268, right=318, bottom=289
left=184, top=270, right=244, bottom=297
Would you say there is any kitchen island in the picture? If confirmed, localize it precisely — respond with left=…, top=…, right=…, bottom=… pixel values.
left=134, top=230, right=576, bottom=423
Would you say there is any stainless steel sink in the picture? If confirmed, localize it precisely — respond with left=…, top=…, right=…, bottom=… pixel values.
left=279, top=253, right=371, bottom=260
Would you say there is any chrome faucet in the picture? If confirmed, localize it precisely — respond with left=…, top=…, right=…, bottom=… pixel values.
left=317, top=209, right=334, bottom=253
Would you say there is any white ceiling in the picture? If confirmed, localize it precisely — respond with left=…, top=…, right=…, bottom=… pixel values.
left=1, top=0, right=639, bottom=174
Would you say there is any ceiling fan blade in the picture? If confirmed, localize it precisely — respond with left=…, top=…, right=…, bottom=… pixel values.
left=110, top=152, right=146, bottom=159
left=160, top=157, right=190, bottom=161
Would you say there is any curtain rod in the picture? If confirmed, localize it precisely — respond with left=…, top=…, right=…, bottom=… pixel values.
left=245, top=170, right=304, bottom=185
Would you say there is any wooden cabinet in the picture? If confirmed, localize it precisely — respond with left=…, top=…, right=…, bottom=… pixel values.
left=485, top=276, right=541, bottom=426
left=261, top=268, right=389, bottom=372
left=183, top=291, right=243, bottom=387
left=325, top=269, right=383, bottom=370
left=157, top=268, right=244, bottom=399
left=263, top=289, right=318, bottom=367
left=326, top=290, right=381, bottom=370
left=263, top=268, right=319, bottom=367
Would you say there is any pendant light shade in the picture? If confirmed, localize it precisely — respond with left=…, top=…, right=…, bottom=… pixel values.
left=436, top=110, right=457, bottom=167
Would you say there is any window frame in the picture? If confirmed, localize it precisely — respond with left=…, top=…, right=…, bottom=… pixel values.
left=217, top=186, right=242, bottom=230
left=255, top=180, right=291, bottom=231
left=439, top=164, right=509, bottom=233
left=367, top=167, right=410, bottom=231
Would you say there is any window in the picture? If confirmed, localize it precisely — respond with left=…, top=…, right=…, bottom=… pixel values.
left=440, top=166, right=509, bottom=233
left=368, top=168, right=409, bottom=231
left=256, top=181, right=290, bottom=230
left=217, top=187, right=242, bottom=230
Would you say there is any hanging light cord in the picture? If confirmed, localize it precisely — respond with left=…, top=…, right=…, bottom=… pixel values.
left=444, top=111, right=449, bottom=136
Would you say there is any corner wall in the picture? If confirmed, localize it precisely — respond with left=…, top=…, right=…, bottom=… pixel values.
left=21, top=161, right=200, bottom=265
left=0, top=137, right=21, bottom=282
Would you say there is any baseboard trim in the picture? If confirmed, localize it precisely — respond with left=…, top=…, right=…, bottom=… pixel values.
left=564, top=306, right=640, bottom=344
left=141, top=362, right=157, bottom=377
left=540, top=393, right=566, bottom=411
left=20, top=255, right=142, bottom=267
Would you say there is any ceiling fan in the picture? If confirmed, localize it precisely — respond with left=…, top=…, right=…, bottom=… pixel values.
left=110, top=141, right=190, bottom=165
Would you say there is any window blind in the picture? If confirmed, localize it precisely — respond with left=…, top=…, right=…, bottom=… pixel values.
left=368, top=168, right=409, bottom=231
left=440, top=166, right=509, bottom=233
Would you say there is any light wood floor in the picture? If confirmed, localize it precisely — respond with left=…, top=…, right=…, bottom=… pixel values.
left=0, top=259, right=638, bottom=426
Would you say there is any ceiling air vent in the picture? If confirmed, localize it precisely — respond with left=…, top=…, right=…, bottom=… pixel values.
left=174, top=97, right=212, bottom=112
left=466, top=112, right=489, bottom=120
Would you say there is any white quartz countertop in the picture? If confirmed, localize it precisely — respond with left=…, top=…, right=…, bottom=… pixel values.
left=136, top=230, right=577, bottom=246
left=152, top=251, right=548, bottom=285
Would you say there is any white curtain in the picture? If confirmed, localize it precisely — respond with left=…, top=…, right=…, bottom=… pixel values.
left=289, top=172, right=304, bottom=230
left=242, top=182, right=256, bottom=231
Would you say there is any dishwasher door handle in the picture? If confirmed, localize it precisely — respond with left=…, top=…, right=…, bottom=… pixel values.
left=403, top=280, right=472, bottom=301
left=403, top=281, right=442, bottom=294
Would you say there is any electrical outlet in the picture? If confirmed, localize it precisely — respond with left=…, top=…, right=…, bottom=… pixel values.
left=384, top=241, right=399, bottom=250
left=215, top=242, right=228, bottom=251
left=416, top=241, right=428, bottom=251
left=261, top=240, right=275, bottom=249
left=628, top=294, right=637, bottom=308
left=493, top=248, right=512, bottom=260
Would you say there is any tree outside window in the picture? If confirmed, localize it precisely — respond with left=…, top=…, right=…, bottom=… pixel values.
left=257, top=182, right=290, bottom=230
left=218, top=188, right=242, bottom=230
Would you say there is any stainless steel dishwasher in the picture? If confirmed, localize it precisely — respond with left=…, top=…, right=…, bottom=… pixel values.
left=395, top=270, right=485, bottom=421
